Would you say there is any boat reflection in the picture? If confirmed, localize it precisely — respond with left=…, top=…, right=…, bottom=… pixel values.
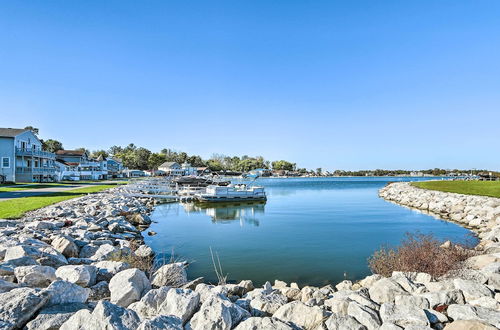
left=181, top=201, right=266, bottom=226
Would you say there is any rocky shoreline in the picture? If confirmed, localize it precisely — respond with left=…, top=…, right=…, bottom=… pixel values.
left=1, top=183, right=500, bottom=329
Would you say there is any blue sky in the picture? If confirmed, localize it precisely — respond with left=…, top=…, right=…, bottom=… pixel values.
left=1, top=1, right=499, bottom=170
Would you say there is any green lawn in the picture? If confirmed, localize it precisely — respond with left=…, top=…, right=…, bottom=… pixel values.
left=0, top=184, right=120, bottom=219
left=411, top=181, right=500, bottom=198
left=0, top=183, right=68, bottom=193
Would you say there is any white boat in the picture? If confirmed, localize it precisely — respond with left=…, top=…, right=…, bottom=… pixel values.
left=195, top=184, right=267, bottom=202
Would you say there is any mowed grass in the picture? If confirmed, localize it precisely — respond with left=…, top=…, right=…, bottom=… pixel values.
left=0, top=183, right=68, bottom=193
left=412, top=181, right=500, bottom=198
left=0, top=184, right=120, bottom=219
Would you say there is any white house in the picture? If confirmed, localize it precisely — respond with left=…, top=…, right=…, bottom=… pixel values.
left=158, top=162, right=184, bottom=176
left=55, top=150, right=108, bottom=181
left=0, top=128, right=57, bottom=183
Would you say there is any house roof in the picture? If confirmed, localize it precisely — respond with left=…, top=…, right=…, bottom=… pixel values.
left=159, top=161, right=180, bottom=168
left=56, top=150, right=86, bottom=156
left=0, top=128, right=28, bottom=138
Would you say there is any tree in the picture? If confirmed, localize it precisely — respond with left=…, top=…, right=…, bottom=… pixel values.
left=24, top=126, right=39, bottom=135
left=108, top=145, right=123, bottom=156
left=148, top=153, right=167, bottom=170
left=42, top=139, right=63, bottom=152
left=272, top=160, right=295, bottom=171
left=91, top=150, right=109, bottom=159
left=207, top=159, right=223, bottom=171
left=316, top=168, right=322, bottom=176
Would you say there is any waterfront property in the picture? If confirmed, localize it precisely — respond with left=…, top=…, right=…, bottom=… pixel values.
left=158, top=161, right=184, bottom=176
left=412, top=180, right=500, bottom=198
left=0, top=128, right=57, bottom=183
left=55, top=150, right=109, bottom=181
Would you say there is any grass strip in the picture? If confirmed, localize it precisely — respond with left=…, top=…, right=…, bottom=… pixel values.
left=411, top=181, right=500, bottom=198
left=0, top=184, right=119, bottom=219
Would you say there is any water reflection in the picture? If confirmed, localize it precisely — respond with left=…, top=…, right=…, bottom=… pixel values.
left=181, top=201, right=266, bottom=226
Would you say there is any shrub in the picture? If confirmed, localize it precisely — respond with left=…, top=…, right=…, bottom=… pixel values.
left=368, top=232, right=476, bottom=279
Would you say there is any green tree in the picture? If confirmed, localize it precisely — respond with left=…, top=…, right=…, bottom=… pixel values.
left=148, top=153, right=167, bottom=170
left=91, top=150, right=109, bottom=159
left=108, top=145, right=123, bottom=155
left=316, top=168, right=322, bottom=176
left=42, top=139, right=63, bottom=153
left=24, top=126, right=39, bottom=135
left=272, top=160, right=295, bottom=171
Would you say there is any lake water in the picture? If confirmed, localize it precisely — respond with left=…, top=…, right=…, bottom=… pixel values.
left=143, top=177, right=474, bottom=287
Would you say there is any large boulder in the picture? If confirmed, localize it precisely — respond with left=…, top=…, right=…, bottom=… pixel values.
left=91, top=244, right=121, bottom=261
left=162, top=288, right=200, bottom=324
left=273, top=301, right=328, bottom=330
left=55, top=265, right=97, bottom=287
left=0, top=279, right=18, bottom=293
left=137, top=315, right=183, bottom=330
left=249, top=292, right=288, bottom=316
left=379, top=303, right=429, bottom=328
left=109, top=268, right=151, bottom=307
left=187, top=295, right=250, bottom=330
left=453, top=279, right=493, bottom=302
left=25, top=303, right=90, bottom=330
left=14, top=265, right=56, bottom=287
left=324, top=314, right=366, bottom=330
left=60, top=300, right=141, bottom=330
left=51, top=236, right=79, bottom=258
left=94, top=260, right=130, bottom=282
left=128, top=286, right=171, bottom=318
left=45, top=280, right=90, bottom=306
left=234, top=316, right=294, bottom=330
left=151, top=263, right=187, bottom=287
left=347, top=301, right=381, bottom=330
left=369, top=278, right=408, bottom=304
left=0, top=287, right=51, bottom=329
left=127, top=213, right=152, bottom=225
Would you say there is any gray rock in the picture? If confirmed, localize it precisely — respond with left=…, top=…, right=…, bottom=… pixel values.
left=162, top=288, right=201, bottom=323
left=234, top=316, right=294, bottom=330
left=89, top=281, right=110, bottom=301
left=127, top=213, right=152, bottom=225
left=135, top=245, right=154, bottom=258
left=187, top=294, right=250, bottom=330
left=249, top=292, right=288, bottom=316
left=60, top=300, right=141, bottom=330
left=109, top=268, right=151, bottom=307
left=55, top=265, right=97, bottom=287
left=45, top=280, right=90, bottom=306
left=129, top=286, right=171, bottom=318
left=137, top=315, right=183, bottom=330
left=91, top=244, right=120, bottom=260
left=368, top=278, right=407, bottom=304
left=14, top=265, right=56, bottom=287
left=324, top=314, right=367, bottom=330
left=379, top=303, right=429, bottom=328
left=444, top=320, right=497, bottom=330
left=453, top=279, right=493, bottom=302
left=0, top=279, right=18, bottom=293
left=151, top=262, right=187, bottom=288
left=273, top=301, right=328, bottom=330
left=347, top=301, right=381, bottom=330
left=0, top=287, right=50, bottom=329
left=94, top=260, right=129, bottom=282
left=25, top=303, right=89, bottom=330
left=51, top=236, right=79, bottom=258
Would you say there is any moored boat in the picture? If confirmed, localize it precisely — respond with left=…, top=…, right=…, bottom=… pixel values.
left=195, top=184, right=267, bottom=202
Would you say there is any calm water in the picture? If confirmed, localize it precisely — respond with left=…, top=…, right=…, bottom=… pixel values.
left=144, top=177, right=474, bottom=287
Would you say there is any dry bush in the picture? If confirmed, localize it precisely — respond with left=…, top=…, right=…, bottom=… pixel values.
left=108, top=240, right=154, bottom=276
left=368, top=232, right=476, bottom=279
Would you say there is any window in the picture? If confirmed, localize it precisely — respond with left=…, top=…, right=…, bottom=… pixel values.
left=2, top=157, right=10, bottom=168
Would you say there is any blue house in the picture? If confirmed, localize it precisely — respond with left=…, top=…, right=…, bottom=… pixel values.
left=0, top=128, right=56, bottom=183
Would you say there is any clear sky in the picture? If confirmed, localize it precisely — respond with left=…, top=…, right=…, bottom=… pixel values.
left=1, top=1, right=499, bottom=171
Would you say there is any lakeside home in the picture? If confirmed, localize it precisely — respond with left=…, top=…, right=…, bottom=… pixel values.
left=0, top=128, right=57, bottom=183
left=55, top=150, right=109, bottom=181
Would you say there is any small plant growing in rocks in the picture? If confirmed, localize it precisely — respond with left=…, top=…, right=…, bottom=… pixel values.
left=368, top=232, right=476, bottom=279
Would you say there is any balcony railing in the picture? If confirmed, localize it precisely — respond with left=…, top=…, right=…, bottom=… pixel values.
left=15, top=148, right=55, bottom=159
left=16, top=167, right=56, bottom=174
